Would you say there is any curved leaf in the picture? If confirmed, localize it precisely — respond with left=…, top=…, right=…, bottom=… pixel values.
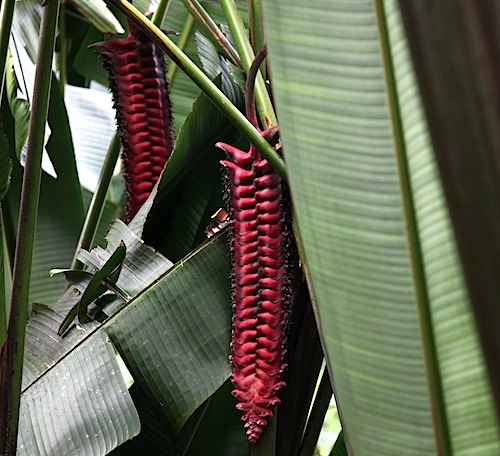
left=21, top=219, right=231, bottom=451
left=263, top=0, right=499, bottom=454
left=70, top=0, right=125, bottom=34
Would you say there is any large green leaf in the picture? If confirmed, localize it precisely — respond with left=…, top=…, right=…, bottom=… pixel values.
left=19, top=219, right=232, bottom=451
left=18, top=305, right=140, bottom=455
left=263, top=0, right=499, bottom=454
left=105, top=232, right=232, bottom=435
left=64, top=83, right=116, bottom=193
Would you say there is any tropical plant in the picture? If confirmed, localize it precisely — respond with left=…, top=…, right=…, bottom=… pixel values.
left=0, top=0, right=499, bottom=455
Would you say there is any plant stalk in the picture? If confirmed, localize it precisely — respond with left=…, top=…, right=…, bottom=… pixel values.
left=0, top=0, right=16, bottom=100
left=166, top=13, right=194, bottom=83
left=298, top=367, right=333, bottom=456
left=219, top=0, right=277, bottom=128
left=71, top=132, right=121, bottom=270
left=151, top=0, right=171, bottom=25
left=0, top=0, right=60, bottom=453
left=181, top=0, right=242, bottom=69
left=106, top=0, right=287, bottom=180
left=248, top=0, right=266, bottom=65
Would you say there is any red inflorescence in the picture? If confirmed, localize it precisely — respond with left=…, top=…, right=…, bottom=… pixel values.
left=217, top=131, right=289, bottom=443
left=91, top=20, right=174, bottom=222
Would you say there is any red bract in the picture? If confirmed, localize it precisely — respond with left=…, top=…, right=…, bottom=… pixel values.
left=217, top=129, right=289, bottom=443
left=90, top=20, right=174, bottom=222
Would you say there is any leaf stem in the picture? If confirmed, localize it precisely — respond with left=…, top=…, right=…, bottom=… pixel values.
left=71, top=132, right=121, bottom=270
left=105, top=0, right=287, bottom=180
left=219, top=0, right=277, bottom=128
left=166, top=13, right=195, bottom=83
left=181, top=0, right=242, bottom=69
left=151, top=0, right=172, bottom=25
left=248, top=0, right=266, bottom=68
left=0, top=0, right=61, bottom=453
left=0, top=0, right=16, bottom=99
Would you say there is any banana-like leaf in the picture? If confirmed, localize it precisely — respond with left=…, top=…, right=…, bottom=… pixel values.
left=4, top=55, right=29, bottom=159
left=105, top=232, right=232, bottom=436
left=0, top=131, right=11, bottom=340
left=19, top=219, right=232, bottom=451
left=64, top=84, right=116, bottom=193
left=263, top=0, right=499, bottom=454
left=18, top=305, right=140, bottom=455
left=195, top=31, right=244, bottom=107
left=0, top=134, right=11, bottom=203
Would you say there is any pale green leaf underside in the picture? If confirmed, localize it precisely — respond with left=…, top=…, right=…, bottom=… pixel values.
left=19, top=306, right=139, bottom=455
left=264, top=0, right=499, bottom=454
left=70, top=0, right=125, bottom=34
left=20, top=221, right=232, bottom=450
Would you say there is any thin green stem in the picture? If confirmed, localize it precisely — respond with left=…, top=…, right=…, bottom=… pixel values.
left=71, top=132, right=121, bottom=270
left=166, top=13, right=194, bottom=83
left=219, top=0, right=277, bottom=128
left=248, top=0, right=266, bottom=60
left=181, top=0, right=242, bottom=69
left=298, top=367, right=333, bottom=456
left=374, top=1, right=452, bottom=455
left=0, top=0, right=16, bottom=100
left=106, top=0, right=286, bottom=180
left=151, top=0, right=171, bottom=25
left=0, top=0, right=60, bottom=453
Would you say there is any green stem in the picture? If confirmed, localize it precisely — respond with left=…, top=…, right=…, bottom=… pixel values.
left=181, top=0, right=242, bottom=69
left=106, top=0, right=287, bottom=180
left=166, top=13, right=194, bottom=84
left=219, top=0, right=277, bottom=128
left=0, top=0, right=60, bottom=453
left=298, top=367, right=333, bottom=456
left=248, top=0, right=266, bottom=62
left=71, top=132, right=121, bottom=270
left=151, top=0, right=171, bottom=25
left=374, top=1, right=452, bottom=455
left=0, top=0, right=16, bottom=100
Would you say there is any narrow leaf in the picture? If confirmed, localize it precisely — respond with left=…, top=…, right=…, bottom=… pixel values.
left=58, top=242, right=127, bottom=336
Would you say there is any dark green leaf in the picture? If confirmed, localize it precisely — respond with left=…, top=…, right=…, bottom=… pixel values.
left=0, top=129, right=12, bottom=202
left=58, top=242, right=127, bottom=336
left=105, top=233, right=232, bottom=436
left=195, top=31, right=244, bottom=106
left=330, top=432, right=347, bottom=456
